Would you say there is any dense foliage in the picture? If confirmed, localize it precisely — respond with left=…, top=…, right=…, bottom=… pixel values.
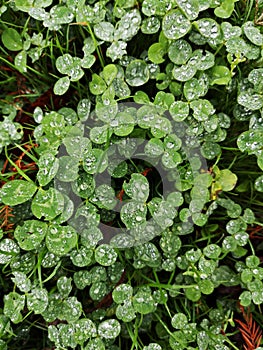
left=1, top=0, right=263, bottom=349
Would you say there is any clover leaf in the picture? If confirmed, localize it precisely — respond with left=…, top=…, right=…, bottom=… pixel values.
left=125, top=60, right=150, bottom=86
left=98, top=319, right=121, bottom=339
left=112, top=284, right=133, bottom=304
left=4, top=292, right=25, bottom=324
left=0, top=180, right=37, bottom=206
left=1, top=28, right=23, bottom=51
left=214, top=0, right=238, bottom=18
left=31, top=188, right=64, bottom=220
left=27, top=288, right=48, bottom=314
left=123, top=174, right=149, bottom=202
left=11, top=272, right=31, bottom=293
left=14, top=220, right=47, bottom=251
left=133, top=288, right=156, bottom=314
left=162, top=9, right=191, bottom=40
left=46, top=224, right=78, bottom=256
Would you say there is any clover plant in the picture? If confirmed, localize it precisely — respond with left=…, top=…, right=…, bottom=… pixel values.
left=1, top=0, right=263, bottom=349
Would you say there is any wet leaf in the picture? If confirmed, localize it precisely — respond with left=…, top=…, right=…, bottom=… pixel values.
left=106, top=41, right=127, bottom=61
left=126, top=60, right=150, bottom=86
left=77, top=99, right=91, bottom=121
left=27, top=288, right=48, bottom=314
left=0, top=180, right=37, bottom=206
left=214, top=0, right=237, bottom=18
left=151, top=117, right=172, bottom=138
left=83, top=148, right=108, bottom=174
left=171, top=313, right=188, bottom=329
left=221, top=21, right=241, bottom=40
left=54, top=76, right=70, bottom=95
left=98, top=319, right=121, bottom=339
left=121, top=201, right=147, bottom=228
left=95, top=244, right=118, bottom=266
left=198, top=279, right=214, bottom=295
left=190, top=99, right=215, bottom=121
left=148, top=43, right=166, bottom=64
left=116, top=301, right=136, bottom=322
left=133, top=288, right=155, bottom=314
left=142, top=0, right=172, bottom=16
left=56, top=156, right=79, bottom=182
left=56, top=54, right=84, bottom=81
left=243, top=21, right=263, bottom=46
left=237, top=92, right=263, bottom=111
left=216, top=169, right=238, bottom=191
left=113, top=112, right=135, bottom=136
left=102, top=64, right=118, bottom=85
left=194, top=18, right=221, bottom=39
left=60, top=296, right=82, bottom=322
left=91, top=184, right=117, bottom=210
left=94, top=22, right=114, bottom=42
left=141, top=17, right=160, bottom=34
left=14, top=50, right=27, bottom=73
left=114, top=9, right=141, bottom=41
left=11, top=271, right=31, bottom=293
left=195, top=50, right=215, bottom=71
left=237, top=130, right=263, bottom=154
left=72, top=170, right=95, bottom=198
left=176, top=0, right=199, bottom=20
left=112, top=284, right=133, bottom=304
left=31, top=188, right=64, bottom=220
left=1, top=28, right=23, bottom=51
left=123, top=174, right=149, bottom=202
left=57, top=276, right=72, bottom=297
left=4, top=292, right=25, bottom=323
left=183, top=76, right=209, bottom=101
left=144, top=138, right=164, bottom=157
left=70, top=246, right=93, bottom=267
left=239, top=291, right=252, bottom=307
left=248, top=68, right=263, bottom=93
left=185, top=286, right=201, bottom=302
left=46, top=224, right=78, bottom=256
left=89, top=73, right=107, bottom=95
left=169, top=101, right=189, bottom=121
left=162, top=9, right=191, bottom=40
left=203, top=244, right=221, bottom=259
left=37, top=152, right=59, bottom=186
left=172, top=63, right=197, bottom=82
left=14, top=220, right=47, bottom=251
left=168, top=39, right=192, bottom=65
left=209, top=65, right=231, bottom=85
left=255, top=175, right=263, bottom=192
left=162, top=150, right=182, bottom=169
left=74, top=319, right=97, bottom=344
left=226, top=37, right=260, bottom=59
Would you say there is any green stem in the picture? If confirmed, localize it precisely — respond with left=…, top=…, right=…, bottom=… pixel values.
left=4, top=147, right=35, bottom=183
left=248, top=239, right=255, bottom=255
left=154, top=312, right=174, bottom=337
left=224, top=336, right=240, bottom=350
left=42, top=261, right=62, bottom=284
left=14, top=143, right=38, bottom=163
left=85, top=23, right=105, bottom=68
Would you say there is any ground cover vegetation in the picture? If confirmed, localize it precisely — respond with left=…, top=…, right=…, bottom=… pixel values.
left=1, top=0, right=263, bottom=349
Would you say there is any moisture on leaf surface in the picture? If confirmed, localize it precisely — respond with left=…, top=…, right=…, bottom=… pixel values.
left=0, top=180, right=37, bottom=206
left=162, top=9, right=191, bottom=40
left=46, top=224, right=78, bottom=256
left=0, top=239, right=20, bottom=264
left=123, top=173, right=149, bottom=202
left=98, top=319, right=121, bottom=339
left=14, top=220, right=47, bottom=250
left=125, top=60, right=150, bottom=86
left=31, top=188, right=64, bottom=220
left=95, top=244, right=117, bottom=266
